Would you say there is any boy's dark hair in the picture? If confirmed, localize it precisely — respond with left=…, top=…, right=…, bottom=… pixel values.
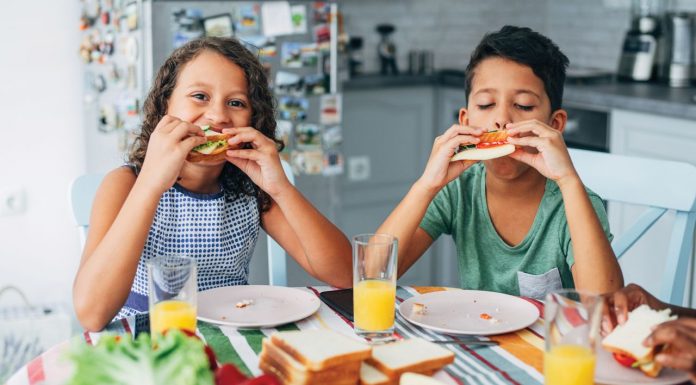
left=465, top=25, right=569, bottom=112
left=129, top=37, right=281, bottom=212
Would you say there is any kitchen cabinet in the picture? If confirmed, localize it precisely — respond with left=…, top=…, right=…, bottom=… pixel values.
left=609, top=109, right=696, bottom=305
left=340, top=86, right=438, bottom=286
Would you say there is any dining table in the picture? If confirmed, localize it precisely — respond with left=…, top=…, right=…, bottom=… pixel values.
left=5, top=286, right=547, bottom=385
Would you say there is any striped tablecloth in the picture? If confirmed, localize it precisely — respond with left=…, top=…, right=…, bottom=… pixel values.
left=6, top=286, right=546, bottom=385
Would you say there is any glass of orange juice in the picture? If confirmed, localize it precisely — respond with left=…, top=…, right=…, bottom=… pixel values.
left=148, top=255, right=197, bottom=336
left=353, top=234, right=397, bottom=342
left=544, top=289, right=602, bottom=385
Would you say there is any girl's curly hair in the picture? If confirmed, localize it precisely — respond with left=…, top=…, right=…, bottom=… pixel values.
left=128, top=37, right=282, bottom=212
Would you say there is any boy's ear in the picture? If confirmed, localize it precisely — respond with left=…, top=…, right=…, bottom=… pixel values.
left=550, top=109, right=568, bottom=134
left=458, top=108, right=469, bottom=126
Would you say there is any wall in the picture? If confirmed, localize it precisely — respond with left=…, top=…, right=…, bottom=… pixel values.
left=341, top=0, right=696, bottom=73
left=0, top=0, right=82, bottom=316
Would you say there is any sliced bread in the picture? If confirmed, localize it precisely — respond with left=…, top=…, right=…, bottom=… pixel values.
left=359, top=363, right=391, bottom=385
left=259, top=339, right=361, bottom=384
left=367, top=338, right=454, bottom=379
left=270, top=330, right=372, bottom=371
left=399, top=372, right=448, bottom=385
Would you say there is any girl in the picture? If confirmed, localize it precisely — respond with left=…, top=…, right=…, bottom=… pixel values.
left=73, top=37, right=352, bottom=331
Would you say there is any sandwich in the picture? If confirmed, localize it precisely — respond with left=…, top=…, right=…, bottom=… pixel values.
left=187, top=126, right=235, bottom=162
left=366, top=338, right=455, bottom=382
left=601, top=304, right=677, bottom=377
left=450, top=129, right=514, bottom=161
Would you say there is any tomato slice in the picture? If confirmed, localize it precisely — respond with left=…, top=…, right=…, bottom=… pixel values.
left=612, top=352, right=637, bottom=368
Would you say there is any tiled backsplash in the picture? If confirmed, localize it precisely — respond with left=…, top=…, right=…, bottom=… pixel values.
left=340, top=0, right=696, bottom=73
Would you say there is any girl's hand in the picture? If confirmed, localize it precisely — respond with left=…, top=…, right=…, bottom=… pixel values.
left=505, top=120, right=578, bottom=184
left=139, top=115, right=206, bottom=194
left=416, top=124, right=482, bottom=193
left=601, top=283, right=667, bottom=336
left=224, top=127, right=291, bottom=197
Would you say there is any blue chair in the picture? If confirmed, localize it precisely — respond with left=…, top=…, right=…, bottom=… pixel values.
left=569, top=149, right=696, bottom=305
left=69, top=160, right=294, bottom=286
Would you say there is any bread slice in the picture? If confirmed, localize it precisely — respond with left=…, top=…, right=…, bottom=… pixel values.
left=360, top=363, right=391, bottom=385
left=450, top=143, right=514, bottom=161
left=367, top=338, right=455, bottom=380
left=270, top=330, right=372, bottom=371
left=602, top=304, right=677, bottom=377
left=259, top=339, right=361, bottom=385
left=399, top=372, right=448, bottom=385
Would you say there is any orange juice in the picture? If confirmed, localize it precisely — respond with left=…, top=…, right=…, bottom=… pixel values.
left=150, top=300, right=196, bottom=334
left=354, top=279, right=396, bottom=331
left=544, top=344, right=596, bottom=385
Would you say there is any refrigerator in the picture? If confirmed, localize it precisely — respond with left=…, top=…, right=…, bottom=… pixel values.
left=79, top=0, right=344, bottom=285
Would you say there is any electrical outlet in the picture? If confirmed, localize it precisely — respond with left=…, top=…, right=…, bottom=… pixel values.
left=0, top=188, right=26, bottom=216
left=348, top=156, right=370, bottom=181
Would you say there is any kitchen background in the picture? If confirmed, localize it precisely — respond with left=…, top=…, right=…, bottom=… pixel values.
left=1, top=0, right=696, bottom=374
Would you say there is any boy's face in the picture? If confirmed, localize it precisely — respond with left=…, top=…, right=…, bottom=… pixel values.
left=459, top=57, right=566, bottom=179
left=168, top=50, right=252, bottom=135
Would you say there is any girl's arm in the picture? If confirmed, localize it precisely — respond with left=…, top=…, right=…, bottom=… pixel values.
left=507, top=119, right=624, bottom=294
left=224, top=127, right=352, bottom=287
left=73, top=116, right=206, bottom=331
left=73, top=168, right=160, bottom=331
left=261, top=189, right=352, bottom=288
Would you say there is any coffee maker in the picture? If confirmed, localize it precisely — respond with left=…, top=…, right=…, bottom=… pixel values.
left=617, top=0, right=662, bottom=81
left=376, top=24, right=398, bottom=75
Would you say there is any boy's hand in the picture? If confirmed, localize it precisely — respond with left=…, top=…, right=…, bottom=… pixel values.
left=416, top=124, right=482, bottom=192
left=601, top=283, right=667, bottom=336
left=644, top=318, right=696, bottom=381
left=505, top=120, right=577, bottom=184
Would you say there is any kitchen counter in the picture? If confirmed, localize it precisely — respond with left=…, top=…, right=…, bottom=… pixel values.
left=343, top=72, right=696, bottom=121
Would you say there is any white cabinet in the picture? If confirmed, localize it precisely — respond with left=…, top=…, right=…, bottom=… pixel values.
left=609, top=109, right=696, bottom=305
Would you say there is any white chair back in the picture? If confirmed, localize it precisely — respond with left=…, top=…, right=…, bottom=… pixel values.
left=69, top=161, right=294, bottom=286
left=569, top=149, right=696, bottom=304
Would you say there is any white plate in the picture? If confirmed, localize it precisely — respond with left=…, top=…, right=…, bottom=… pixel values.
left=197, top=285, right=320, bottom=328
left=398, top=289, right=540, bottom=336
left=595, top=344, right=690, bottom=385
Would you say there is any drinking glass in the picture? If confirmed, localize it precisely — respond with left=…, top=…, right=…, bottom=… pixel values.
left=352, top=234, right=398, bottom=342
left=544, top=289, right=602, bottom=385
left=148, top=255, right=197, bottom=335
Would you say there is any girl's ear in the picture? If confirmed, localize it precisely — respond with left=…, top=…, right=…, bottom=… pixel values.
left=458, top=108, right=469, bottom=126
left=550, top=109, right=568, bottom=134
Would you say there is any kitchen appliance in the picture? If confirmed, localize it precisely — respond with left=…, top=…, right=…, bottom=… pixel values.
left=617, top=13, right=660, bottom=81
left=660, top=12, right=693, bottom=87
left=376, top=24, right=398, bottom=75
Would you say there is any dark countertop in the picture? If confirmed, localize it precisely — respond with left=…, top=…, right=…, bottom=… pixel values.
left=343, top=72, right=696, bottom=121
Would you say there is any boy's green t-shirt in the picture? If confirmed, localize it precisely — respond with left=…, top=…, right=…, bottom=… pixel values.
left=419, top=163, right=612, bottom=299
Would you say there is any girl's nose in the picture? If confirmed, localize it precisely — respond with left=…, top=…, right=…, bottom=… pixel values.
left=204, top=102, right=231, bottom=126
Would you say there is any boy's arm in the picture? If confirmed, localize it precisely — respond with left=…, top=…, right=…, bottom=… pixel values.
left=377, top=124, right=481, bottom=277
left=561, top=176, right=623, bottom=293
left=507, top=119, right=623, bottom=294
left=376, top=182, right=437, bottom=277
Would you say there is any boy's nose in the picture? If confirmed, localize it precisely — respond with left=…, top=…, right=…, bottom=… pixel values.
left=493, top=112, right=512, bottom=130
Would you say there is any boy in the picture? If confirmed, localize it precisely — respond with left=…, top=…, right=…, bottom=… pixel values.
left=376, top=26, right=623, bottom=298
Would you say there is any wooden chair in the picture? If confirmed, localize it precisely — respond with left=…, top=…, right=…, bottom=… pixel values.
left=69, top=161, right=294, bottom=286
left=569, top=149, right=696, bottom=304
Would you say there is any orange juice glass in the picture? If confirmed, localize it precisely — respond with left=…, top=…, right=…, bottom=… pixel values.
left=148, top=255, right=197, bottom=335
left=544, top=289, right=602, bottom=385
left=353, top=234, right=397, bottom=342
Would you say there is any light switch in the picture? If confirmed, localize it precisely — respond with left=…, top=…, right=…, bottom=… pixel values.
left=348, top=156, right=370, bottom=181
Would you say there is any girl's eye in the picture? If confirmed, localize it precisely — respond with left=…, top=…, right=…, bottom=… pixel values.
left=191, top=93, right=207, bottom=101
left=227, top=100, right=246, bottom=108
left=477, top=103, right=494, bottom=110
left=516, top=104, right=534, bottom=111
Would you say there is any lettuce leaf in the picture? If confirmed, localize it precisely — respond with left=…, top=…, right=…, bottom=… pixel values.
left=66, top=330, right=214, bottom=385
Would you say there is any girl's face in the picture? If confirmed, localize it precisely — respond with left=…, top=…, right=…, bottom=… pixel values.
left=167, top=50, right=252, bottom=133
left=460, top=57, right=563, bottom=180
